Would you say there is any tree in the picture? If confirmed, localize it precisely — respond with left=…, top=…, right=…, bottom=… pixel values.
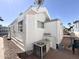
left=0, top=17, right=4, bottom=21
left=68, top=23, right=71, bottom=27
left=67, top=23, right=74, bottom=31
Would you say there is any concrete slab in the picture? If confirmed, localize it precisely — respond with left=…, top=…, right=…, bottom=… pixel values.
left=0, top=37, right=4, bottom=59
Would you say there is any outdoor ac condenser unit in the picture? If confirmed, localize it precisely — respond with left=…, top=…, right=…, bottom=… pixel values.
left=33, top=39, right=50, bottom=59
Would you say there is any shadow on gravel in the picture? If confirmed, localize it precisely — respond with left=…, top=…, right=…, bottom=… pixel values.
left=17, top=52, right=38, bottom=59
left=17, top=52, right=27, bottom=59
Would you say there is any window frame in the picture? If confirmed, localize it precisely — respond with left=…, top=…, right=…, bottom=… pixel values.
left=37, top=21, right=44, bottom=28
left=18, top=20, right=23, bottom=32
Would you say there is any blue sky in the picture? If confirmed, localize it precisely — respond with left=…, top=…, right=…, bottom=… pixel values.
left=0, top=0, right=79, bottom=27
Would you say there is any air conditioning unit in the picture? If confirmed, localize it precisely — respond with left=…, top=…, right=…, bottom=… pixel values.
left=33, top=39, right=50, bottom=59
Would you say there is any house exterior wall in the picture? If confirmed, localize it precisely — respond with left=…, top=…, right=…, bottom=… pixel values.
left=57, top=21, right=63, bottom=44
left=24, top=13, right=46, bottom=51
left=9, top=15, right=25, bottom=42
left=44, top=20, right=63, bottom=49
left=44, top=22, right=57, bottom=49
left=8, top=14, right=26, bottom=51
left=8, top=8, right=48, bottom=52
left=8, top=7, right=63, bottom=52
left=73, top=22, right=79, bottom=32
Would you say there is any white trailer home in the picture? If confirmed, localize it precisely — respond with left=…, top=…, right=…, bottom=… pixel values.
left=72, top=20, right=79, bottom=38
left=8, top=6, right=63, bottom=52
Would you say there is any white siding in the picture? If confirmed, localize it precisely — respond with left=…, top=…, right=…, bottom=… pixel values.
left=45, top=20, right=63, bottom=49
left=24, top=13, right=46, bottom=51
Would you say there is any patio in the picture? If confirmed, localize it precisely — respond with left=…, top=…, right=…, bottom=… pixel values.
left=4, top=37, right=79, bottom=59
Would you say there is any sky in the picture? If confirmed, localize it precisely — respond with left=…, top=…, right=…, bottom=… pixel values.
left=0, top=0, right=79, bottom=27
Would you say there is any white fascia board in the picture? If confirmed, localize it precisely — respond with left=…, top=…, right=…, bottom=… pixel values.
left=31, top=7, right=51, bottom=20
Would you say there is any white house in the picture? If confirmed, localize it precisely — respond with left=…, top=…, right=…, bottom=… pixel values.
left=73, top=20, right=79, bottom=32
left=72, top=20, right=79, bottom=38
left=8, top=6, right=63, bottom=52
left=0, top=25, right=8, bottom=36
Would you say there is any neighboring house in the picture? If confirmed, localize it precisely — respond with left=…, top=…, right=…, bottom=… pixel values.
left=8, top=6, right=63, bottom=52
left=73, top=20, right=79, bottom=32
left=0, top=25, right=8, bottom=36
left=72, top=20, right=79, bottom=37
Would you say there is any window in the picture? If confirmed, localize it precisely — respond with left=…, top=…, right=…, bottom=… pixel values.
left=18, top=20, right=23, bottom=32
left=37, top=21, right=44, bottom=28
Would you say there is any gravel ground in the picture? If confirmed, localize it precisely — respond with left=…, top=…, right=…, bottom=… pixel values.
left=3, top=37, right=79, bottom=59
